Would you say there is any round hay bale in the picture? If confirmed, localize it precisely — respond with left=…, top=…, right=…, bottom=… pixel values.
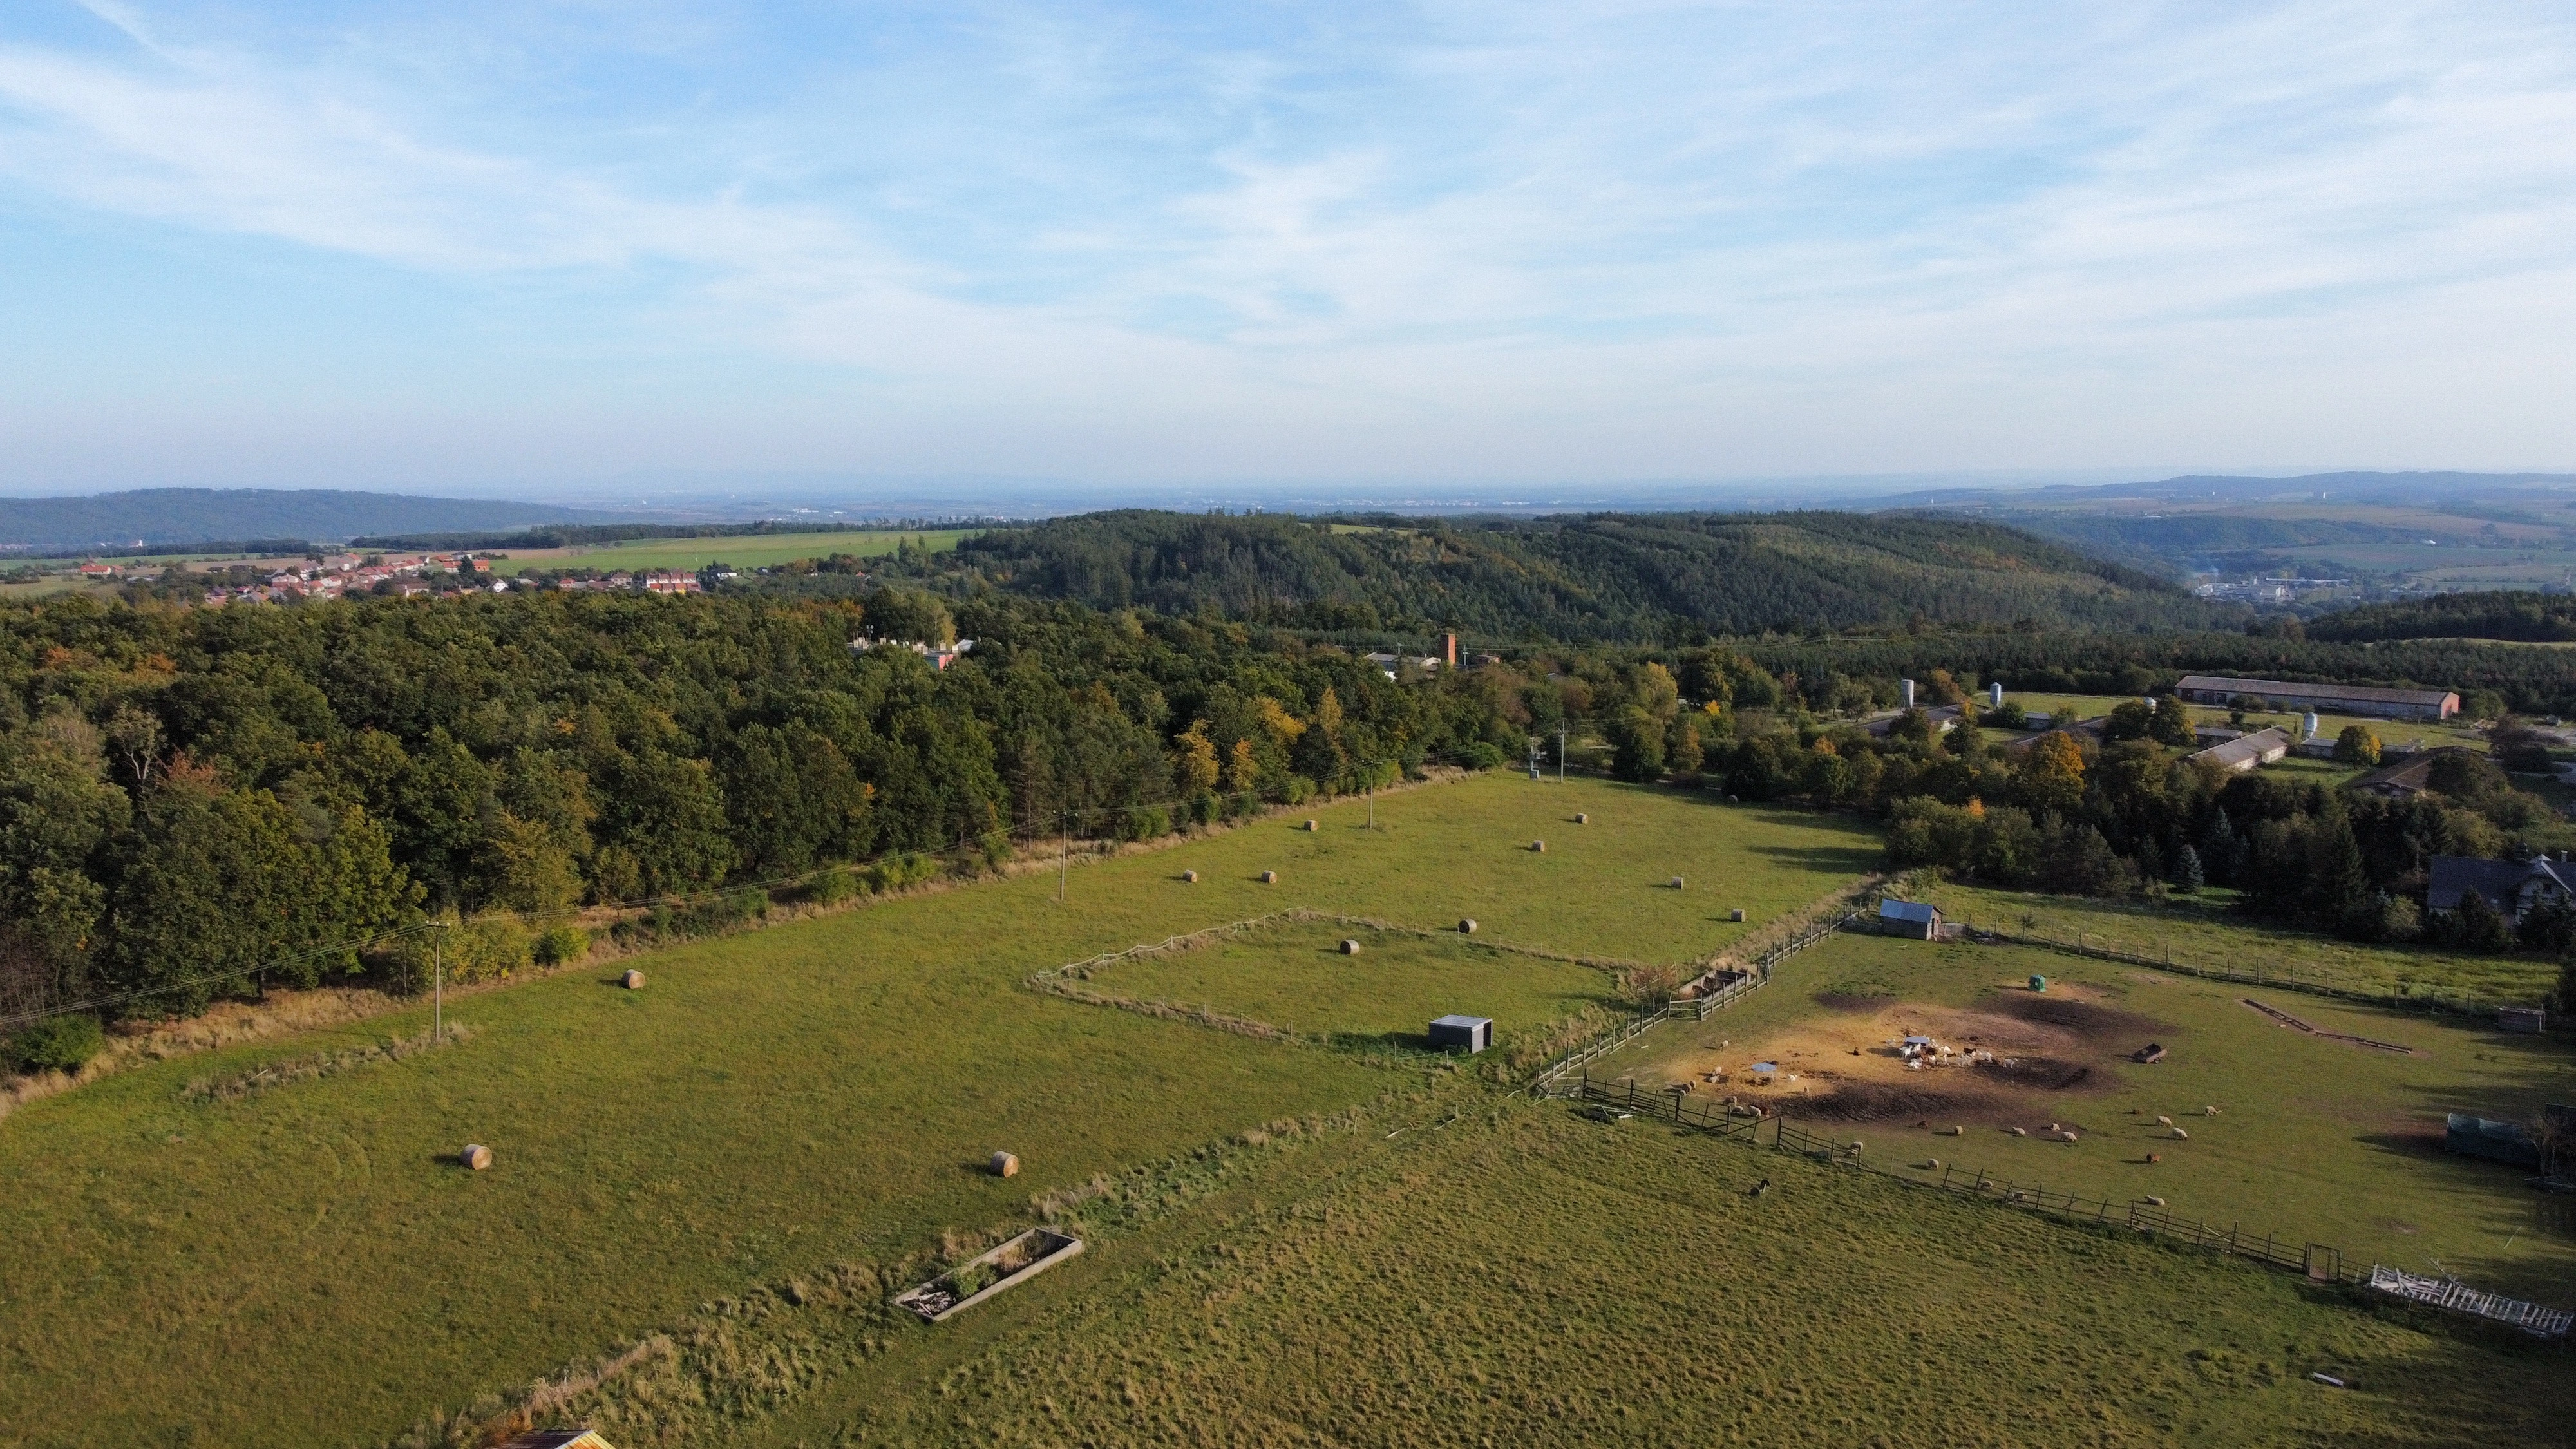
left=1304, top=819, right=1318, bottom=831
left=1339, top=938, right=1361, bottom=955
left=1459, top=918, right=1478, bottom=934
left=1940, top=1125, right=1963, bottom=1136
left=1260, top=870, right=1278, bottom=884
left=1181, top=869, right=1199, bottom=883
left=1669, top=876, right=1685, bottom=890
left=1729, top=909, right=1747, bottom=922
left=460, top=1144, right=493, bottom=1171
left=621, top=969, right=646, bottom=990
left=2146, top=1154, right=2162, bottom=1165
left=1575, top=812, right=1589, bottom=824
left=990, top=1150, right=1020, bottom=1178
left=1531, top=840, right=1546, bottom=853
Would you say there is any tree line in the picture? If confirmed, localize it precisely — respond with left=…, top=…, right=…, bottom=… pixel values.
left=0, top=587, right=1526, bottom=1047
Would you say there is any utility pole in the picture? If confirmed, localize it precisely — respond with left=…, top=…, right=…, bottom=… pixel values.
left=1058, top=811, right=1070, bottom=904
left=431, top=920, right=448, bottom=1043
left=1558, top=725, right=1567, bottom=784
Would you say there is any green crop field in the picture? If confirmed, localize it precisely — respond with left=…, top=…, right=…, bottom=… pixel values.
left=1601, top=923, right=2576, bottom=1304
left=0, top=774, right=1876, bottom=1446
left=488, top=529, right=978, bottom=575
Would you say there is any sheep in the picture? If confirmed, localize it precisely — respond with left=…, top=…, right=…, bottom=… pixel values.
left=2155, top=1115, right=2174, bottom=1127
left=2143, top=1194, right=2166, bottom=1207
left=2203, top=1105, right=2222, bottom=1116
left=1748, top=1178, right=1772, bottom=1198
left=2007, top=1127, right=2027, bottom=1137
left=2170, top=1126, right=2189, bottom=1140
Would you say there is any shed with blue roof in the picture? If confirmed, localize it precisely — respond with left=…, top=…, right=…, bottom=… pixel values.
left=1879, top=898, right=1942, bottom=940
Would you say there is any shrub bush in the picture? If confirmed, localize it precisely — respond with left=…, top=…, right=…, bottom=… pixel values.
left=1119, top=806, right=1171, bottom=842
left=806, top=866, right=858, bottom=907
left=531, top=924, right=591, bottom=966
left=448, top=916, right=533, bottom=984
left=864, top=854, right=940, bottom=895
left=6, top=1014, right=104, bottom=1075
left=1458, top=741, right=1508, bottom=771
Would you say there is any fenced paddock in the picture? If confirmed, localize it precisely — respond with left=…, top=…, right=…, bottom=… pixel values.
left=1555, top=1073, right=2574, bottom=1343
left=1526, top=909, right=1860, bottom=1093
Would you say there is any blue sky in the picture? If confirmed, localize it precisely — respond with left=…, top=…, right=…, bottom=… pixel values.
left=1, top=1, right=2572, bottom=497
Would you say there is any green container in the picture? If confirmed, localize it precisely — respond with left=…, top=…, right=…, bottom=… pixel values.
left=2028, top=974, right=2048, bottom=992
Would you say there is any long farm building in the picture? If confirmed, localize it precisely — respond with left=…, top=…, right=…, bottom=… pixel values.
left=2172, top=674, right=2458, bottom=722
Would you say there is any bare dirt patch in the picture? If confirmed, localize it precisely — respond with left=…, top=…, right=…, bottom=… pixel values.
left=1647, top=982, right=2170, bottom=1127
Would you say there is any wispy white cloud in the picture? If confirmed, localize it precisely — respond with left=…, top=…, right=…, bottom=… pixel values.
left=0, top=0, right=2572, bottom=484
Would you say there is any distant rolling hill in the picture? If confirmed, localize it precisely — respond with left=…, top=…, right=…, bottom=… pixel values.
left=931, top=509, right=2236, bottom=641
left=0, top=489, right=618, bottom=555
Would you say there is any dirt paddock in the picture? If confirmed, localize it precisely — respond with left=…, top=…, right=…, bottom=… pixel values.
left=1647, top=981, right=2173, bottom=1127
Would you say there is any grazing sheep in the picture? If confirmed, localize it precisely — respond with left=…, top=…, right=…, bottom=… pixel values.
left=1924, top=1158, right=1942, bottom=1171
left=2203, top=1105, right=2222, bottom=1116
left=2170, top=1127, right=2189, bottom=1140
left=2155, top=1115, right=2174, bottom=1127
left=1748, top=1178, right=1771, bottom=1198
left=2143, top=1195, right=2166, bottom=1206
left=2007, top=1127, right=2027, bottom=1137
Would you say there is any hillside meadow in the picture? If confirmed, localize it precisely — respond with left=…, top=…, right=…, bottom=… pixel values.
left=0, top=773, right=1876, bottom=1447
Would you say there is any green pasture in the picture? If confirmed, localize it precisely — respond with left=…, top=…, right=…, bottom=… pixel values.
left=0, top=773, right=1875, bottom=1446
left=488, top=529, right=977, bottom=576
left=1996, top=691, right=2483, bottom=753
left=1605, top=926, right=2576, bottom=1303
left=1074, top=920, right=1616, bottom=1045
left=1924, top=881, right=2561, bottom=1006
left=737, top=1096, right=2573, bottom=1447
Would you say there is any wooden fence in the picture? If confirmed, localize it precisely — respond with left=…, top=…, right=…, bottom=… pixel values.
left=1530, top=911, right=1859, bottom=1093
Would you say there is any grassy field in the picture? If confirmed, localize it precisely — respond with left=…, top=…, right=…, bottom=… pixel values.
left=526, top=1090, right=2576, bottom=1448
left=0, top=775, right=1877, bottom=1446
left=1996, top=692, right=2485, bottom=754
left=486, top=529, right=977, bottom=575
left=1068, top=918, right=1618, bottom=1045
left=1921, top=881, right=2562, bottom=1006
left=1604, top=924, right=2576, bottom=1303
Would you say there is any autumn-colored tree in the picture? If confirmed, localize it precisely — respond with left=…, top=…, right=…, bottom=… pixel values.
left=1174, top=722, right=1222, bottom=794
left=2016, top=731, right=2087, bottom=817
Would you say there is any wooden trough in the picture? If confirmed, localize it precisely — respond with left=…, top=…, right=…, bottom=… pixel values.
left=894, top=1227, right=1085, bottom=1323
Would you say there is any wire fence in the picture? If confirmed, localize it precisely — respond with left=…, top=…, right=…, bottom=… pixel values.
left=1558, top=1073, right=2571, bottom=1341
left=1961, top=926, right=2541, bottom=1021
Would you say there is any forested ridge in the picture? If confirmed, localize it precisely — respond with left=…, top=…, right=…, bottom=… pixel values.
left=917, top=509, right=2226, bottom=641
left=0, top=589, right=1522, bottom=1033
left=2305, top=590, right=2576, bottom=644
